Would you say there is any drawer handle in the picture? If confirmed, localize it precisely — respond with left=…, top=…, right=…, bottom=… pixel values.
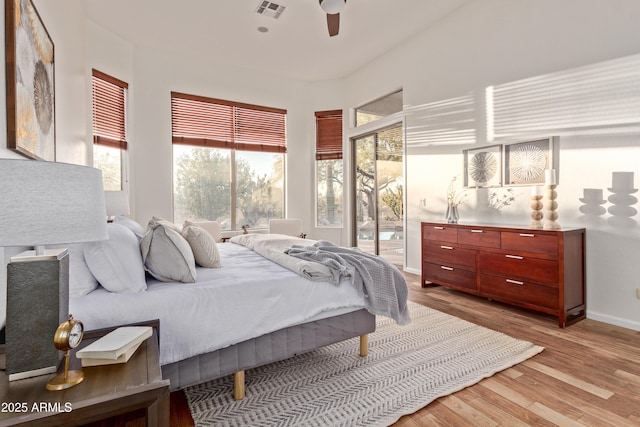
left=440, top=266, right=454, bottom=271
left=440, top=245, right=453, bottom=250
left=505, top=255, right=524, bottom=260
left=506, top=279, right=524, bottom=285
left=434, top=226, right=445, bottom=230
left=519, top=233, right=535, bottom=237
left=471, top=229, right=484, bottom=233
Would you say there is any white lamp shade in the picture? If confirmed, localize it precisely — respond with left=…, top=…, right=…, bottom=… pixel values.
left=320, top=0, right=345, bottom=14
left=0, top=159, right=108, bottom=247
left=104, top=190, right=131, bottom=217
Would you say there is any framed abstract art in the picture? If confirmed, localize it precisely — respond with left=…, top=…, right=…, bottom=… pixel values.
left=5, top=0, right=56, bottom=161
left=463, top=144, right=502, bottom=188
left=504, top=137, right=556, bottom=186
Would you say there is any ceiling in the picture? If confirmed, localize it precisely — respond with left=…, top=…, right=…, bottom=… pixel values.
left=82, top=0, right=469, bottom=82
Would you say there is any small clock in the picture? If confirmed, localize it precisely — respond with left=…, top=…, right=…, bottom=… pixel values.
left=53, top=314, right=84, bottom=351
left=46, top=314, right=85, bottom=391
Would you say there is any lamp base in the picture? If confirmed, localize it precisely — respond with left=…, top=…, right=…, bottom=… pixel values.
left=6, top=251, right=69, bottom=381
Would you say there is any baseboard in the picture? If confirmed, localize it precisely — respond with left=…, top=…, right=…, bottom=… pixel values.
left=403, top=267, right=420, bottom=276
left=587, top=311, right=640, bottom=332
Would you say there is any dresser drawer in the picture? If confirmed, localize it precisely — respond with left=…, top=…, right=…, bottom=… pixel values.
left=423, top=224, right=457, bottom=243
left=424, top=262, right=476, bottom=291
left=501, top=232, right=558, bottom=257
left=479, top=273, right=558, bottom=309
left=478, top=252, right=558, bottom=284
left=424, top=242, right=476, bottom=270
left=458, top=228, right=500, bottom=248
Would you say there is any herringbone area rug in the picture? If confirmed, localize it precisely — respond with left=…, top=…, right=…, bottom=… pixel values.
left=186, top=302, right=544, bottom=426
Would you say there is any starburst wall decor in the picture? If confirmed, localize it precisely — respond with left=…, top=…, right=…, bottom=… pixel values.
left=504, top=138, right=555, bottom=186
left=463, top=144, right=502, bottom=188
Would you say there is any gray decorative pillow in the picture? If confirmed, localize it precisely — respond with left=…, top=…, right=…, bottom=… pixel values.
left=182, top=222, right=220, bottom=268
left=140, top=218, right=197, bottom=283
left=151, top=216, right=181, bottom=232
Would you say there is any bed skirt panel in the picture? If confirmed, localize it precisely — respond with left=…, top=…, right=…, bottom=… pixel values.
left=163, top=308, right=375, bottom=390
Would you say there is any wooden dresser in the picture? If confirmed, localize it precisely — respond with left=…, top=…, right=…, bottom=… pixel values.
left=421, top=222, right=586, bottom=327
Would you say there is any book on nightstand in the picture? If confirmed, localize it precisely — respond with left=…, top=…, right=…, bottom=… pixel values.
left=77, top=326, right=153, bottom=367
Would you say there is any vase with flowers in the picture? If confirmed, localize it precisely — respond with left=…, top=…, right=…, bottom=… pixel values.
left=445, top=176, right=468, bottom=223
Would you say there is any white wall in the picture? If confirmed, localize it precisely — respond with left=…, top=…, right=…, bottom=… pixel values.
left=2, top=2, right=346, bottom=332
left=128, top=47, right=344, bottom=240
left=3, top=0, right=640, bottom=332
left=342, top=0, right=640, bottom=330
left=85, top=20, right=134, bottom=204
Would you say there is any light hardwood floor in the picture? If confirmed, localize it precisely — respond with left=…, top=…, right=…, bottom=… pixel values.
left=171, top=272, right=640, bottom=426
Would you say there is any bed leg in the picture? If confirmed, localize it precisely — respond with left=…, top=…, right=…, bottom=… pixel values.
left=234, top=371, right=245, bottom=400
left=359, top=334, right=368, bottom=357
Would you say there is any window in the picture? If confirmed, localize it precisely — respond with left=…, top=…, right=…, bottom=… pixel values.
left=92, top=69, right=128, bottom=191
left=355, top=90, right=403, bottom=127
left=171, top=92, right=286, bottom=230
left=315, top=110, right=343, bottom=226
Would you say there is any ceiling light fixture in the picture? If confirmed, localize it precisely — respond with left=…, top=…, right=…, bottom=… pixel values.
left=319, top=0, right=346, bottom=15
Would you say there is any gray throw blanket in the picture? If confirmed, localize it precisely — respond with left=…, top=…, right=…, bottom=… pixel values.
left=286, top=241, right=411, bottom=325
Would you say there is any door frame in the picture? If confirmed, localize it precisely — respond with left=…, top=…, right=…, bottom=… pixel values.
left=347, top=116, right=407, bottom=268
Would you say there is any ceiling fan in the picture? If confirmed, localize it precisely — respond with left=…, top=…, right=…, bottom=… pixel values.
left=319, top=0, right=346, bottom=37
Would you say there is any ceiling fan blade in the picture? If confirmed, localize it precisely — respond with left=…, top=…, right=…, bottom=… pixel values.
left=327, top=13, right=340, bottom=37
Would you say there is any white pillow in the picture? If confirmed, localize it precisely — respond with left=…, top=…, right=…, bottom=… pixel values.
left=182, top=222, right=220, bottom=268
left=140, top=219, right=197, bottom=283
left=113, top=215, right=145, bottom=241
left=83, top=223, right=147, bottom=294
left=51, top=243, right=99, bottom=297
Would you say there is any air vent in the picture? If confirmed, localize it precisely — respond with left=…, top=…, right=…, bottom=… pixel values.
left=256, top=1, right=286, bottom=19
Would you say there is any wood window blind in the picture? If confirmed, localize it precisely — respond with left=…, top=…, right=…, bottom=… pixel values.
left=92, top=69, right=128, bottom=149
left=171, top=92, right=286, bottom=153
left=315, top=110, right=343, bottom=160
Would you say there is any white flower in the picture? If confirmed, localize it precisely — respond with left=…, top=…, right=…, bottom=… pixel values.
left=446, top=176, right=468, bottom=207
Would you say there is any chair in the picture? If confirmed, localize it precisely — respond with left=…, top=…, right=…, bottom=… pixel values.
left=268, top=219, right=304, bottom=238
left=190, top=220, right=222, bottom=242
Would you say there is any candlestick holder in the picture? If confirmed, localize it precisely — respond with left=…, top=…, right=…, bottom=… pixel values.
left=543, top=184, right=561, bottom=229
left=530, top=194, right=544, bottom=228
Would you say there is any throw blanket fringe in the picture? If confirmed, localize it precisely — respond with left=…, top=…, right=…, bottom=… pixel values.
left=286, top=241, right=411, bottom=325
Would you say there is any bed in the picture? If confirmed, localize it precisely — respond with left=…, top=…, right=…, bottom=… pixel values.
left=68, top=221, right=401, bottom=399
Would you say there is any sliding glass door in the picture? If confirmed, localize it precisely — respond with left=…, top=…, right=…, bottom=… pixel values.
left=352, top=123, right=404, bottom=266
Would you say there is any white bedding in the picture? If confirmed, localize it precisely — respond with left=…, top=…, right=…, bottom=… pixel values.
left=70, top=242, right=365, bottom=365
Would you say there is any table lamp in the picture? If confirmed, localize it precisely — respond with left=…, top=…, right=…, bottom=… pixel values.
left=0, top=159, right=107, bottom=381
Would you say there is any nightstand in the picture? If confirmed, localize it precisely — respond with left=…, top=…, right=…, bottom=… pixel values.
left=0, top=319, right=169, bottom=426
